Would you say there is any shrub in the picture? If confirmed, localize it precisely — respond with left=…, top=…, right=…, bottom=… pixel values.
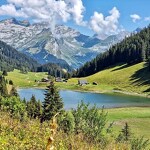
left=130, top=137, right=149, bottom=150
left=1, top=96, right=27, bottom=120
left=116, top=122, right=131, bottom=142
left=59, top=111, right=75, bottom=134
left=9, top=80, right=13, bottom=85
left=73, top=102, right=107, bottom=142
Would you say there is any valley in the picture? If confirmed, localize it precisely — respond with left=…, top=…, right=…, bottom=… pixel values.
left=5, top=62, right=150, bottom=97
left=0, top=1, right=150, bottom=148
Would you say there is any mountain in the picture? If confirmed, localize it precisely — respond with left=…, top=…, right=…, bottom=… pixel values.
left=0, top=40, right=39, bottom=72
left=134, top=27, right=142, bottom=34
left=0, top=18, right=130, bottom=69
left=76, top=26, right=150, bottom=77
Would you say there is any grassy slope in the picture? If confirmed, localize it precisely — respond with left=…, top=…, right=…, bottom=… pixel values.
left=86, top=62, right=150, bottom=94
left=56, top=62, right=150, bottom=96
left=107, top=107, right=150, bottom=139
left=6, top=69, right=47, bottom=88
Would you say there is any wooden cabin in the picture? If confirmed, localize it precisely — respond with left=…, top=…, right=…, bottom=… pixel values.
left=78, top=79, right=88, bottom=86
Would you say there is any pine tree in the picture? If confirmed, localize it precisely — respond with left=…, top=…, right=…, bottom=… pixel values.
left=0, top=75, right=8, bottom=97
left=35, top=100, right=42, bottom=118
left=41, top=81, right=63, bottom=122
left=26, top=95, right=37, bottom=119
left=141, top=41, right=146, bottom=61
left=121, top=122, right=131, bottom=141
left=2, top=70, right=8, bottom=76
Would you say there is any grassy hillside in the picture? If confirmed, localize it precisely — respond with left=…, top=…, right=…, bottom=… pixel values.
left=56, top=62, right=150, bottom=96
left=5, top=69, right=47, bottom=87
left=86, top=62, right=150, bottom=94
left=108, top=107, right=150, bottom=139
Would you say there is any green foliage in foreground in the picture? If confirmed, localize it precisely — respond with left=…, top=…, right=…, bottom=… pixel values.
left=0, top=102, right=150, bottom=150
left=59, top=102, right=108, bottom=144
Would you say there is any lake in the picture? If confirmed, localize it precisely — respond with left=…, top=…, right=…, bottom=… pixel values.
left=18, top=88, right=150, bottom=110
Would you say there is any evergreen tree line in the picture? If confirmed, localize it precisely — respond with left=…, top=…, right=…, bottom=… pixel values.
left=37, top=63, right=71, bottom=79
left=76, top=25, right=150, bottom=77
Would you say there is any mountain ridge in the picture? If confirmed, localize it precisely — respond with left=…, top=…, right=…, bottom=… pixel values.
left=0, top=18, right=130, bottom=69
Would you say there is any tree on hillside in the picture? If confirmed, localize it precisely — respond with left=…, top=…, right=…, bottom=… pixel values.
left=10, top=86, right=18, bottom=97
left=9, top=80, right=13, bottom=85
left=2, top=70, right=8, bottom=76
left=26, top=95, right=39, bottom=119
left=41, top=81, right=63, bottom=122
left=0, top=75, right=8, bottom=97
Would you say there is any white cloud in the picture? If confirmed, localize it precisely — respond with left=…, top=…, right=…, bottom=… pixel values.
left=130, top=14, right=141, bottom=23
left=89, top=7, right=120, bottom=39
left=144, top=17, right=150, bottom=21
left=0, top=4, right=27, bottom=17
left=0, top=0, right=86, bottom=28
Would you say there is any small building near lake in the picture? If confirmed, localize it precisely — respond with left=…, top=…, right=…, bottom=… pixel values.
left=41, top=78, right=49, bottom=82
left=55, top=77, right=63, bottom=82
left=78, top=79, right=88, bottom=86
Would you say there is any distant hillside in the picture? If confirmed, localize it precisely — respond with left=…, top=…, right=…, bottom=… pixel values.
left=0, top=41, right=39, bottom=71
left=76, top=26, right=150, bottom=77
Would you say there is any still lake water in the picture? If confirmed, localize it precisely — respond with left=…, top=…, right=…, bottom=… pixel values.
left=18, top=88, right=150, bottom=110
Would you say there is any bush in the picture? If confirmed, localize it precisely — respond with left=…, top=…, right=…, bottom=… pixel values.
left=9, top=80, right=13, bottom=85
left=73, top=102, right=107, bottom=142
left=2, top=70, right=8, bottom=76
left=0, top=96, right=27, bottom=120
left=130, top=137, right=149, bottom=150
left=59, top=101, right=108, bottom=144
left=59, top=111, right=75, bottom=134
left=116, top=122, right=131, bottom=142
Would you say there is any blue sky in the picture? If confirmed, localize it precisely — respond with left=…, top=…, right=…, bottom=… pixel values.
left=0, top=0, right=150, bottom=37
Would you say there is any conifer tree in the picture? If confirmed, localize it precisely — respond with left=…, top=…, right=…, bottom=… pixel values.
left=41, top=81, right=63, bottom=122
left=2, top=70, right=8, bottom=76
left=0, top=75, right=8, bottom=97
left=26, top=95, right=37, bottom=119
left=121, top=122, right=131, bottom=141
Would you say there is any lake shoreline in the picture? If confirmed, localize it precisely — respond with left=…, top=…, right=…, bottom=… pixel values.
left=17, top=85, right=150, bottom=99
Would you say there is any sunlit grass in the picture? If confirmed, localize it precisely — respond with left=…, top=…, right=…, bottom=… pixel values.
left=6, top=69, right=47, bottom=88
left=57, top=62, right=150, bottom=95
left=107, top=107, right=150, bottom=139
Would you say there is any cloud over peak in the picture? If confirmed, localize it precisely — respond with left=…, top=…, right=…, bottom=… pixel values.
left=89, top=7, right=120, bottom=39
left=130, top=14, right=141, bottom=23
left=0, top=0, right=86, bottom=26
